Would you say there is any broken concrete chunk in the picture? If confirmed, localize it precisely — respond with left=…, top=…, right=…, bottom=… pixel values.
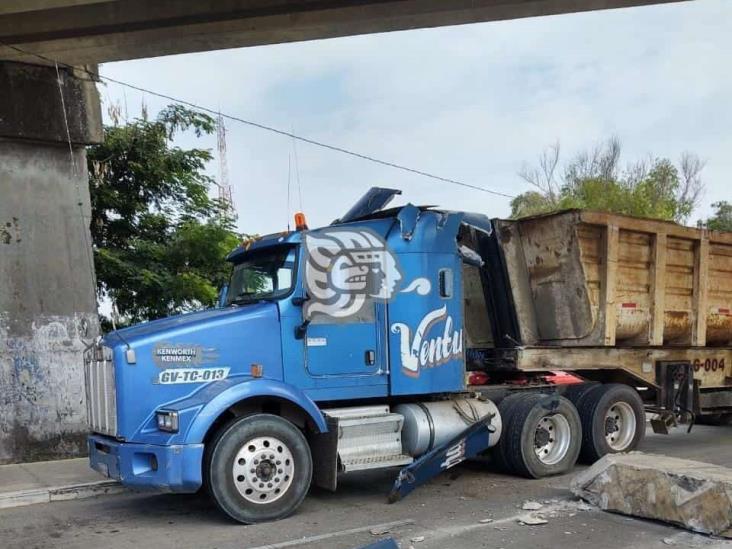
left=570, top=452, right=732, bottom=536
left=521, top=500, right=543, bottom=511
left=517, top=514, right=548, bottom=525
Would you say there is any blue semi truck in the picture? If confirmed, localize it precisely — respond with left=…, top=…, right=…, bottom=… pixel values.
left=85, top=187, right=732, bottom=523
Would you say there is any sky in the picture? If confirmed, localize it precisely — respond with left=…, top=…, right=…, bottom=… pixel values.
left=100, top=0, right=731, bottom=235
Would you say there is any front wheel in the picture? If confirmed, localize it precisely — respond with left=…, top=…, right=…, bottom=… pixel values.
left=206, top=414, right=312, bottom=523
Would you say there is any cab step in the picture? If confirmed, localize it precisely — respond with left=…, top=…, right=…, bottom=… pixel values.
left=323, top=405, right=413, bottom=473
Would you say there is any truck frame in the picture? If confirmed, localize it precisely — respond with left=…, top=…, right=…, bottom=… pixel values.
left=85, top=188, right=732, bottom=523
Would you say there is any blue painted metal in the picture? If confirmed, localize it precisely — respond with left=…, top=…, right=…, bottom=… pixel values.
left=279, top=219, right=395, bottom=396
left=91, top=190, right=482, bottom=493
left=355, top=539, right=400, bottom=549
left=183, top=378, right=327, bottom=443
left=460, top=211, right=493, bottom=235
left=396, top=202, right=420, bottom=240
left=225, top=231, right=299, bottom=262
left=88, top=434, right=204, bottom=493
left=387, top=413, right=497, bottom=503
left=387, top=211, right=466, bottom=396
left=105, top=301, right=285, bottom=442
left=217, top=284, right=229, bottom=308
left=336, top=187, right=401, bottom=224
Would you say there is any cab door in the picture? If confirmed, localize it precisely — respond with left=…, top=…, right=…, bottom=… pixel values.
left=304, top=301, right=386, bottom=378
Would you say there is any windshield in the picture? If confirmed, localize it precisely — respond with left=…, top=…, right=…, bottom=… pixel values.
left=226, top=246, right=297, bottom=305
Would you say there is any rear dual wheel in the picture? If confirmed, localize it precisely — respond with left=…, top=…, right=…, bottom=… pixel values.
left=575, top=383, right=645, bottom=463
left=496, top=393, right=582, bottom=478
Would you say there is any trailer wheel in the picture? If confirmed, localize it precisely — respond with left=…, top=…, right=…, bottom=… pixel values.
left=206, top=414, right=312, bottom=524
left=577, top=384, right=645, bottom=463
left=492, top=393, right=532, bottom=473
left=501, top=393, right=581, bottom=479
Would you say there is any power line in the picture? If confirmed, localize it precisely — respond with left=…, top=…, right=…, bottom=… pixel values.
left=0, top=41, right=516, bottom=199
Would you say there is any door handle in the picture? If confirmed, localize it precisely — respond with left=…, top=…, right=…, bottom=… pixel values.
left=365, top=350, right=376, bottom=366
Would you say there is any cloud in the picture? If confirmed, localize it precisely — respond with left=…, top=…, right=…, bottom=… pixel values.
left=100, top=0, right=731, bottom=233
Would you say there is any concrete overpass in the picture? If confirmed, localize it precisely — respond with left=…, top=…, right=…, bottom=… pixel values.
left=1, top=1, right=687, bottom=65
left=0, top=0, right=688, bottom=464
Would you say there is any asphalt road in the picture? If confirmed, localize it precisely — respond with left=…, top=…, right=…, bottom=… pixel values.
left=1, top=425, right=731, bottom=549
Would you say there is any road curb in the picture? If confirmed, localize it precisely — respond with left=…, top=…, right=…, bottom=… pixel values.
left=0, top=480, right=125, bottom=510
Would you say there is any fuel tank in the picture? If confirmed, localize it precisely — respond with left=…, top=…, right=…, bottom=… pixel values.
left=395, top=398, right=501, bottom=457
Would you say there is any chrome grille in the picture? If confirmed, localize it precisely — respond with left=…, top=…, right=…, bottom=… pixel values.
left=84, top=343, right=118, bottom=437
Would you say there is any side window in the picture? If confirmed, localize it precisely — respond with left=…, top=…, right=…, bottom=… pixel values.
left=309, top=299, right=376, bottom=325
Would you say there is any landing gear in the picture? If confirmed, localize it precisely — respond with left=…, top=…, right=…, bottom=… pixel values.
left=206, top=414, right=312, bottom=524
left=496, top=393, right=581, bottom=478
left=577, top=384, right=645, bottom=463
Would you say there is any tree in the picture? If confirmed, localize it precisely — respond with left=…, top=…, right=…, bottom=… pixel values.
left=511, top=138, right=705, bottom=223
left=88, top=104, right=240, bottom=330
left=706, top=202, right=732, bottom=232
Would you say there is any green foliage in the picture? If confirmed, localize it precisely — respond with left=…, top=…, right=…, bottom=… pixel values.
left=707, top=201, right=732, bottom=232
left=88, top=105, right=240, bottom=330
left=511, top=139, right=704, bottom=223
left=508, top=191, right=555, bottom=219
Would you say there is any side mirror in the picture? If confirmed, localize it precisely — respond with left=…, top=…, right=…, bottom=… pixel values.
left=217, top=284, right=229, bottom=308
left=292, top=294, right=311, bottom=338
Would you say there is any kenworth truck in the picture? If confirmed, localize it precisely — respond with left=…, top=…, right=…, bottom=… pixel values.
left=85, top=187, right=732, bottom=523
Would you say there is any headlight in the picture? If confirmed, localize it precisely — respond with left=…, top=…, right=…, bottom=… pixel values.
left=156, top=410, right=179, bottom=432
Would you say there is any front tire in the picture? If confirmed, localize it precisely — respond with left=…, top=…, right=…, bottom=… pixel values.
left=206, top=414, right=312, bottom=524
left=577, top=383, right=645, bottom=463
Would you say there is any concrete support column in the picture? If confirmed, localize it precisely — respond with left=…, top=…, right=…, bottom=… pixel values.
left=0, top=61, right=102, bottom=464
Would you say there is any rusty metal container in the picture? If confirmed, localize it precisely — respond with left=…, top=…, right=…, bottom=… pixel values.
left=493, top=210, right=732, bottom=348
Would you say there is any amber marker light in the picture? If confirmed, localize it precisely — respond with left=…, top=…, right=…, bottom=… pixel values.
left=294, top=212, right=308, bottom=231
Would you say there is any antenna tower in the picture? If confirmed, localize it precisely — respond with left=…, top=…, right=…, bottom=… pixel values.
left=216, top=113, right=234, bottom=214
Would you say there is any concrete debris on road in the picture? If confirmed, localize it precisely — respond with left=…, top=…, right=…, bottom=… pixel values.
left=517, top=514, right=548, bottom=525
left=571, top=452, right=732, bottom=536
left=521, top=500, right=543, bottom=510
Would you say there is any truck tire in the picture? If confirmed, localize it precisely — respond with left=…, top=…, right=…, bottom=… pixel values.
left=501, top=393, right=581, bottom=479
left=577, top=383, right=645, bottom=463
left=492, top=392, right=533, bottom=473
left=563, top=383, right=600, bottom=407
left=206, top=414, right=312, bottom=524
